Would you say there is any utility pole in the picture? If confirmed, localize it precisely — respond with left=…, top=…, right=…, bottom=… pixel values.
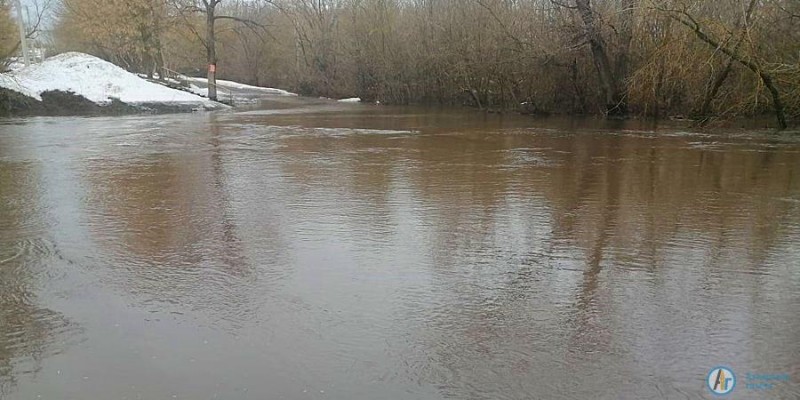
left=14, top=0, right=30, bottom=65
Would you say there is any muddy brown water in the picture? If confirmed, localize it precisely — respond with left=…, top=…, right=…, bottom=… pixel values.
left=1, top=101, right=799, bottom=399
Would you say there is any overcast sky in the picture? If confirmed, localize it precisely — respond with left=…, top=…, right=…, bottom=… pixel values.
left=14, top=0, right=56, bottom=30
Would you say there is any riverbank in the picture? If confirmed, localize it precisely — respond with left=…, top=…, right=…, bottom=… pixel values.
left=0, top=53, right=228, bottom=116
left=0, top=87, right=225, bottom=116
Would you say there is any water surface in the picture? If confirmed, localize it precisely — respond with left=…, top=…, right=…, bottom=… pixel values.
left=1, top=102, right=799, bottom=399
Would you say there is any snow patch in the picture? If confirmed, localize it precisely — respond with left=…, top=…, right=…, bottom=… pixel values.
left=187, top=84, right=209, bottom=98
left=182, top=76, right=297, bottom=96
left=0, top=52, right=224, bottom=109
left=338, top=97, right=361, bottom=103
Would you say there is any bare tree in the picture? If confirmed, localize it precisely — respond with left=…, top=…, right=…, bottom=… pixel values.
left=1, top=0, right=52, bottom=67
left=50, top=0, right=800, bottom=127
left=654, top=0, right=788, bottom=129
left=568, top=0, right=635, bottom=115
left=172, top=0, right=270, bottom=100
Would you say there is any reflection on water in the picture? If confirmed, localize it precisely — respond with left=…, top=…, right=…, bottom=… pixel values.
left=0, top=157, right=79, bottom=397
left=0, top=107, right=798, bottom=399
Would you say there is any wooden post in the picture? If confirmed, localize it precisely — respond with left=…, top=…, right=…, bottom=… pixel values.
left=206, top=2, right=218, bottom=101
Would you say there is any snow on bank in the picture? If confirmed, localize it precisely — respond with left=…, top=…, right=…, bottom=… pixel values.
left=0, top=53, right=225, bottom=109
left=183, top=76, right=297, bottom=97
left=338, top=97, right=361, bottom=103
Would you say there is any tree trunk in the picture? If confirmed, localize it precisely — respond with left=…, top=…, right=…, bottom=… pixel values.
left=698, top=0, right=757, bottom=123
left=153, top=30, right=165, bottom=82
left=760, top=72, right=788, bottom=129
left=155, top=46, right=165, bottom=82
left=146, top=53, right=154, bottom=80
left=206, top=3, right=218, bottom=101
left=698, top=59, right=734, bottom=121
left=571, top=58, right=586, bottom=113
left=613, top=0, right=635, bottom=115
left=574, top=0, right=624, bottom=116
left=673, top=13, right=787, bottom=130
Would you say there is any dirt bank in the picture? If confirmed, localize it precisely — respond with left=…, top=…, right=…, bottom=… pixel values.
left=0, top=88, right=218, bottom=117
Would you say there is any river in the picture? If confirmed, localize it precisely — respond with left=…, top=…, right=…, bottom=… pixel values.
left=1, top=100, right=799, bottom=399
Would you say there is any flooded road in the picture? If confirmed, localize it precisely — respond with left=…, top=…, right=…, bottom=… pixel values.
left=1, top=101, right=799, bottom=399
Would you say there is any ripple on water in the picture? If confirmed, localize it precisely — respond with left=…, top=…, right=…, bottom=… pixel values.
left=2, top=112, right=800, bottom=399
left=0, top=237, right=83, bottom=395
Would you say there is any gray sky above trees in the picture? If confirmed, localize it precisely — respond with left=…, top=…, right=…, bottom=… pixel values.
left=14, top=0, right=56, bottom=39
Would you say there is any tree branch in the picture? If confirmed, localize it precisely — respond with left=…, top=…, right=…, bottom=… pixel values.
left=667, top=10, right=787, bottom=129
left=214, top=14, right=265, bottom=27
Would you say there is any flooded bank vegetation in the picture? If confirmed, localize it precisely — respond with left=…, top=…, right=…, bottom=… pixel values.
left=49, top=0, right=800, bottom=126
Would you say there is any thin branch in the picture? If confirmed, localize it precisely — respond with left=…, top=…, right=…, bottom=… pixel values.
left=474, top=0, right=526, bottom=52
left=215, top=14, right=265, bottom=28
left=550, top=0, right=577, bottom=10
